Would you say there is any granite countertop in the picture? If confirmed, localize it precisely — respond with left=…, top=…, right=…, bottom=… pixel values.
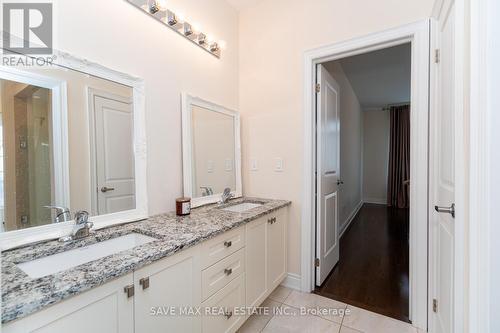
left=1, top=197, right=291, bottom=324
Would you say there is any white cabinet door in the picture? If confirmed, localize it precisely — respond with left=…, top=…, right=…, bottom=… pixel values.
left=245, top=215, right=268, bottom=307
left=3, top=274, right=134, bottom=333
left=134, top=246, right=202, bottom=333
left=267, top=210, right=287, bottom=290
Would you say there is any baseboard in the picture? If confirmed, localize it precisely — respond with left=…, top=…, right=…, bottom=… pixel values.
left=363, top=197, right=387, bottom=205
left=281, top=272, right=301, bottom=291
left=339, top=200, right=364, bottom=237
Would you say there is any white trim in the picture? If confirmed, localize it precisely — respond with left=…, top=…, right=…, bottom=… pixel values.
left=280, top=273, right=301, bottom=291
left=362, top=198, right=387, bottom=205
left=339, top=200, right=363, bottom=237
left=468, top=0, right=494, bottom=331
left=0, top=53, right=148, bottom=250
left=301, top=20, right=430, bottom=329
left=181, top=93, right=242, bottom=208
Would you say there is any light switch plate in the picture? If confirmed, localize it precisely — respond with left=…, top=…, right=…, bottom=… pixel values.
left=275, top=158, right=284, bottom=172
left=250, top=159, right=258, bottom=171
left=225, top=158, right=233, bottom=171
left=207, top=160, right=214, bottom=173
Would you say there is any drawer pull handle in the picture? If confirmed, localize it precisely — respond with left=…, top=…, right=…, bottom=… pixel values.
left=224, top=268, right=233, bottom=276
left=124, top=285, right=135, bottom=298
left=224, top=241, right=232, bottom=247
left=225, top=311, right=233, bottom=319
left=268, top=217, right=277, bottom=224
left=139, top=277, right=150, bottom=290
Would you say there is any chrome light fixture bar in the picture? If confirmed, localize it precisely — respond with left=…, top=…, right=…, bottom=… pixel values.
left=127, top=0, right=221, bottom=58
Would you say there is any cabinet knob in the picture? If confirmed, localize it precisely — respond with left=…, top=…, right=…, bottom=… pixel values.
left=225, top=311, right=233, bottom=320
left=139, top=277, right=150, bottom=290
left=224, top=240, right=232, bottom=248
left=224, top=268, right=233, bottom=276
left=268, top=217, right=277, bottom=224
left=124, top=285, right=135, bottom=298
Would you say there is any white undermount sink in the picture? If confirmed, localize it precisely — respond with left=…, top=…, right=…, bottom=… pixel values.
left=17, top=233, right=156, bottom=279
left=222, top=202, right=263, bottom=213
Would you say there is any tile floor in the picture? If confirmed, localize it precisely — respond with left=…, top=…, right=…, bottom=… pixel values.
left=238, top=286, right=425, bottom=333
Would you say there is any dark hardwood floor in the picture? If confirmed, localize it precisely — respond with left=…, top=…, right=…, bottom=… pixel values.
left=314, top=203, right=410, bottom=323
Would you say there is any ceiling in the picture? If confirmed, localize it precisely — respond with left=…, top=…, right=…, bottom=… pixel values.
left=225, top=0, right=262, bottom=11
left=329, top=43, right=411, bottom=110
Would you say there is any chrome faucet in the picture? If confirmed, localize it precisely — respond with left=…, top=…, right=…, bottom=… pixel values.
left=44, top=205, right=72, bottom=223
left=219, top=188, right=234, bottom=205
left=59, top=211, right=93, bottom=242
left=200, top=186, right=214, bottom=197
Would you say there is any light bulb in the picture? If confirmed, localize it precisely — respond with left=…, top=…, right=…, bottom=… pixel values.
left=192, top=23, right=202, bottom=33
left=176, top=11, right=186, bottom=23
left=155, top=0, right=167, bottom=10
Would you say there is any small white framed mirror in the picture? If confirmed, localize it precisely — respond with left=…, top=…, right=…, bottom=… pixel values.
left=181, top=93, right=241, bottom=207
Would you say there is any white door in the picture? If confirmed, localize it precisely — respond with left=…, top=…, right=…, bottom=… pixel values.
left=431, top=2, right=456, bottom=332
left=93, top=94, right=135, bottom=215
left=315, top=64, right=340, bottom=286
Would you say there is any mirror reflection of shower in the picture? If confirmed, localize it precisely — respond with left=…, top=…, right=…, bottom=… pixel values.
left=0, top=79, right=53, bottom=231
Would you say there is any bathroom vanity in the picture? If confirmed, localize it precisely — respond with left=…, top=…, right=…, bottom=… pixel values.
left=2, top=198, right=290, bottom=333
left=0, top=49, right=291, bottom=333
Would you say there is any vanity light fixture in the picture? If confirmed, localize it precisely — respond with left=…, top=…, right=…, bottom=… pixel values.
left=198, top=33, right=207, bottom=45
left=183, top=22, right=193, bottom=37
left=210, top=42, right=219, bottom=53
left=126, top=0, right=222, bottom=58
left=166, top=10, right=178, bottom=26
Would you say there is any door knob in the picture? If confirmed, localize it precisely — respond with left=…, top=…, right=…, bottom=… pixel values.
left=100, top=186, right=115, bottom=193
left=434, top=203, right=455, bottom=218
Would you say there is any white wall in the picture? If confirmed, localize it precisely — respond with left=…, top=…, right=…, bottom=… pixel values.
left=362, top=110, right=390, bottom=204
left=239, top=0, right=434, bottom=276
left=53, top=0, right=239, bottom=215
left=324, top=62, right=362, bottom=233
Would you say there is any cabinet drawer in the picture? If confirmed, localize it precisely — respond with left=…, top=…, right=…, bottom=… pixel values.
left=202, top=248, right=245, bottom=301
left=202, top=274, right=246, bottom=333
left=201, top=226, right=245, bottom=269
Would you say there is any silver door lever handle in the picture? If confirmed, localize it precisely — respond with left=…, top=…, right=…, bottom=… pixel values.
left=434, top=203, right=455, bottom=218
left=101, top=186, right=115, bottom=193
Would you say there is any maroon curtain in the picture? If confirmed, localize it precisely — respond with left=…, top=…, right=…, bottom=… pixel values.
left=387, top=105, right=410, bottom=208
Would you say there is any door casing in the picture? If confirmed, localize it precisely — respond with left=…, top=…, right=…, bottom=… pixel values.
left=302, top=20, right=430, bottom=329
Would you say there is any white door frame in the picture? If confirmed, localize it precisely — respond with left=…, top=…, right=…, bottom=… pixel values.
left=301, top=20, right=430, bottom=329
left=467, top=0, right=497, bottom=331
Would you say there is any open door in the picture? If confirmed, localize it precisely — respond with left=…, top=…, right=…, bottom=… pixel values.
left=431, top=2, right=457, bottom=332
left=315, top=64, right=340, bottom=286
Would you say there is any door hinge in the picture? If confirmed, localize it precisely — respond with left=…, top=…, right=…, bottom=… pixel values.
left=315, top=83, right=321, bottom=93
left=434, top=49, right=440, bottom=63
left=315, top=258, right=320, bottom=267
left=433, top=299, right=438, bottom=313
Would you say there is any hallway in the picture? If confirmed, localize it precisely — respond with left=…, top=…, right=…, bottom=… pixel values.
left=315, top=204, right=410, bottom=322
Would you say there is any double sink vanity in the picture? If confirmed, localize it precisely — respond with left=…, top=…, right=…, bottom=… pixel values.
left=2, top=198, right=290, bottom=332
left=0, top=52, right=290, bottom=333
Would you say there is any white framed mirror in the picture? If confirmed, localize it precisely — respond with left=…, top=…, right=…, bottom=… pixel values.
left=0, top=52, right=148, bottom=250
left=182, top=93, right=241, bottom=207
